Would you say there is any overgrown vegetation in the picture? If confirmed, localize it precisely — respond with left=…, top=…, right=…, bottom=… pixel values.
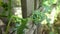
left=0, top=0, right=60, bottom=34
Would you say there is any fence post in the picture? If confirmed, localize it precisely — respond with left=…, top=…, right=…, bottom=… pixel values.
left=21, top=0, right=35, bottom=34
left=21, top=0, right=34, bottom=18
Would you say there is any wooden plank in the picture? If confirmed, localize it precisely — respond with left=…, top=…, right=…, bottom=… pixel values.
left=34, top=0, right=40, bottom=10
left=21, top=0, right=35, bottom=34
left=21, top=0, right=27, bottom=18
left=21, top=0, right=34, bottom=18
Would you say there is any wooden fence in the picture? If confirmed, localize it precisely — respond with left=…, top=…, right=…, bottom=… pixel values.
left=21, top=0, right=41, bottom=34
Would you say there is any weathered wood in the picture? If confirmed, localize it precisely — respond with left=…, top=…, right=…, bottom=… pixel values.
left=34, top=0, right=42, bottom=10
left=34, top=0, right=39, bottom=10
left=21, top=0, right=27, bottom=18
left=21, top=0, right=34, bottom=18
left=21, top=0, right=35, bottom=34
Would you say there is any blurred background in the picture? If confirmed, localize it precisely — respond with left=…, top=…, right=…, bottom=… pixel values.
left=0, top=0, right=60, bottom=34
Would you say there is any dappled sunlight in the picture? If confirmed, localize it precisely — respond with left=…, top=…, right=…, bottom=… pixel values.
left=14, top=7, right=22, bottom=18
left=49, top=7, right=56, bottom=24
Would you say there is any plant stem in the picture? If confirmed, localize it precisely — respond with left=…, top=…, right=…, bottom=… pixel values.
left=5, top=17, right=12, bottom=34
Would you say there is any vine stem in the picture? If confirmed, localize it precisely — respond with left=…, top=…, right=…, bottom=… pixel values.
left=5, top=0, right=12, bottom=34
left=5, top=17, right=12, bottom=34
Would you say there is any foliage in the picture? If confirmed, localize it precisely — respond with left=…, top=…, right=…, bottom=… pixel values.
left=0, top=0, right=8, bottom=16
left=32, top=0, right=60, bottom=34
left=0, top=0, right=60, bottom=34
left=17, top=18, right=28, bottom=34
left=5, top=15, right=28, bottom=34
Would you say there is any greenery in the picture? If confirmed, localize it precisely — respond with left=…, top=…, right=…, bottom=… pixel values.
left=0, top=0, right=60, bottom=34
